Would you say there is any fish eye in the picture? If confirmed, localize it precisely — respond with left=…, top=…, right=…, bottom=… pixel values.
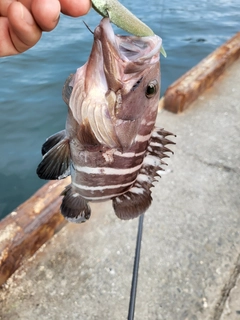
left=145, top=80, right=158, bottom=99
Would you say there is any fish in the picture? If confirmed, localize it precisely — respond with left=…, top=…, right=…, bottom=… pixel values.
left=37, top=18, right=175, bottom=223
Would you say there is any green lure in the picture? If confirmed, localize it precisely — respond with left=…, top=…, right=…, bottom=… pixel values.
left=91, top=0, right=167, bottom=57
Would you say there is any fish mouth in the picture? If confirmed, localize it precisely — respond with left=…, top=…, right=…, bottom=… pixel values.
left=94, top=18, right=162, bottom=90
left=96, top=17, right=162, bottom=63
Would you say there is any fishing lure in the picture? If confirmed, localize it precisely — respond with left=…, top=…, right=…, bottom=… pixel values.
left=92, top=0, right=167, bottom=56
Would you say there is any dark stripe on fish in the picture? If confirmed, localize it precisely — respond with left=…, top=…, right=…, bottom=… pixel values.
left=131, top=76, right=143, bottom=91
left=71, top=164, right=141, bottom=187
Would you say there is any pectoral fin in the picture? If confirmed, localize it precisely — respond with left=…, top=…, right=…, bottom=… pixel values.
left=37, top=136, right=70, bottom=180
left=42, top=130, right=67, bottom=155
left=60, top=185, right=91, bottom=223
left=62, top=74, right=74, bottom=105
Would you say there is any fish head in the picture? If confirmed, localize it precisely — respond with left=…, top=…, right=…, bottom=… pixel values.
left=67, top=18, right=162, bottom=150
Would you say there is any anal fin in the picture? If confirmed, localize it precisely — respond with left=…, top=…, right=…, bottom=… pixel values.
left=60, top=185, right=91, bottom=223
left=37, top=136, right=70, bottom=180
left=112, top=187, right=152, bottom=220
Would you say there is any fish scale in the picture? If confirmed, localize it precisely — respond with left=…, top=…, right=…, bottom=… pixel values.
left=37, top=18, right=175, bottom=223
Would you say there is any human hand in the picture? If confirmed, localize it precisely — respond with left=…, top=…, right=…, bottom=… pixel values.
left=0, top=0, right=91, bottom=57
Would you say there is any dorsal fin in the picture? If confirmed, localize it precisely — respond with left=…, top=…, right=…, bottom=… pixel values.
left=112, top=127, right=176, bottom=220
left=62, top=74, right=74, bottom=105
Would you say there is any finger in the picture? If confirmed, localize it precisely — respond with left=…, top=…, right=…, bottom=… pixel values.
left=31, top=0, right=61, bottom=32
left=0, top=0, right=34, bottom=16
left=18, top=0, right=32, bottom=11
left=0, top=18, right=17, bottom=56
left=7, top=1, right=42, bottom=53
left=0, top=0, right=14, bottom=16
left=59, top=0, right=91, bottom=17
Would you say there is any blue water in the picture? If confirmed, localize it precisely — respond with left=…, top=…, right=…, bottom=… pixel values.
left=0, top=0, right=239, bottom=219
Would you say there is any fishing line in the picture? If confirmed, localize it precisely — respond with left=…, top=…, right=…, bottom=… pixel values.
left=83, top=21, right=94, bottom=34
left=159, top=0, right=165, bottom=36
left=127, top=213, right=144, bottom=320
left=127, top=1, right=165, bottom=318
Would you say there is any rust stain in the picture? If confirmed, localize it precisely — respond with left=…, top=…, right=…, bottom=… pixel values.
left=0, top=180, right=68, bottom=287
left=0, top=223, right=21, bottom=244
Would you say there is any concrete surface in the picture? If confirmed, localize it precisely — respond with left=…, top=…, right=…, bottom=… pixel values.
left=0, top=59, right=240, bottom=320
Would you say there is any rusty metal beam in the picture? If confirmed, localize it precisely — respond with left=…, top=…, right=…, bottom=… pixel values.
left=0, top=179, right=70, bottom=286
left=161, top=32, right=240, bottom=113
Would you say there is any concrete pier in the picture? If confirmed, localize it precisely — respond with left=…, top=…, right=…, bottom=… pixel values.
left=0, top=46, right=240, bottom=319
